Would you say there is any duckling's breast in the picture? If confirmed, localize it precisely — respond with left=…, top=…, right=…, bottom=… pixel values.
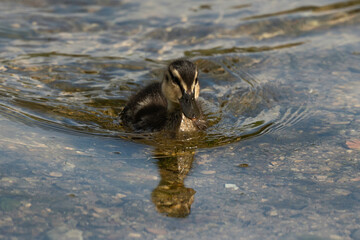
left=179, top=114, right=198, bottom=132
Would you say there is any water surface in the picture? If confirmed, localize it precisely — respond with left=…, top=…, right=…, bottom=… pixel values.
left=0, top=0, right=360, bottom=239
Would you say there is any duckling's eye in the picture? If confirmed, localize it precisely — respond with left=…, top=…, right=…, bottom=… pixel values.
left=195, top=77, right=199, bottom=85
left=172, top=76, right=180, bottom=86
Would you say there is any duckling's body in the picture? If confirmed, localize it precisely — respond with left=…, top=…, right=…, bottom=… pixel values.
left=120, top=60, right=206, bottom=133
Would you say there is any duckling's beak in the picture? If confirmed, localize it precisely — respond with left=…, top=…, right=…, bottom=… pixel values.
left=179, top=92, right=201, bottom=120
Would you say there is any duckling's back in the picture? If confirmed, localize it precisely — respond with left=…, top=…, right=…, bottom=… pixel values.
left=120, top=82, right=168, bottom=131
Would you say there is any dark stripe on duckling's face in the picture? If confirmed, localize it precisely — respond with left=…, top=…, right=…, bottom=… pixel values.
left=169, top=60, right=196, bottom=82
left=169, top=66, right=198, bottom=94
left=168, top=67, right=185, bottom=94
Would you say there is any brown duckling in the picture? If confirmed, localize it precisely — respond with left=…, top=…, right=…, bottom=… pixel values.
left=120, top=59, right=206, bottom=133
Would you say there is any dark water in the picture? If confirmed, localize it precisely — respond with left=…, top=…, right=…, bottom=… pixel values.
left=1, top=0, right=360, bottom=239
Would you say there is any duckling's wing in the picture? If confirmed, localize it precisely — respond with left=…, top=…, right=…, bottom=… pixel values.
left=133, top=103, right=167, bottom=131
left=120, top=83, right=168, bottom=131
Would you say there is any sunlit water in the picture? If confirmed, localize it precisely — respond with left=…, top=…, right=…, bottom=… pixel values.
left=0, top=0, right=360, bottom=239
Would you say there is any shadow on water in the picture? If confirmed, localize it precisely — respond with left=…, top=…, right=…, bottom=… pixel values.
left=151, top=149, right=196, bottom=218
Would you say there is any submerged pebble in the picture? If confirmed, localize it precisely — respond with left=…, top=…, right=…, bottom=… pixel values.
left=225, top=184, right=239, bottom=190
left=49, top=172, right=63, bottom=177
left=47, top=226, right=83, bottom=240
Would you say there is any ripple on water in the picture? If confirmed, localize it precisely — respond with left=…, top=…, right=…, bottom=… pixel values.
left=0, top=54, right=311, bottom=149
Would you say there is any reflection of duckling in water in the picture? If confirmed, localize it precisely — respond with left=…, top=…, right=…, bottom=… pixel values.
left=151, top=150, right=196, bottom=218
left=120, top=60, right=206, bottom=133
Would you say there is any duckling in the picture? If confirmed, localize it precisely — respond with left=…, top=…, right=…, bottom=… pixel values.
left=120, top=59, right=206, bottom=133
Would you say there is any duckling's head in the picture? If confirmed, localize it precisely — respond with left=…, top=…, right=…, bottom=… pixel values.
left=161, top=60, right=201, bottom=119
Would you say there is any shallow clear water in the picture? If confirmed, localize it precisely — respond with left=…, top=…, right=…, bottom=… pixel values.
left=1, top=0, right=360, bottom=239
